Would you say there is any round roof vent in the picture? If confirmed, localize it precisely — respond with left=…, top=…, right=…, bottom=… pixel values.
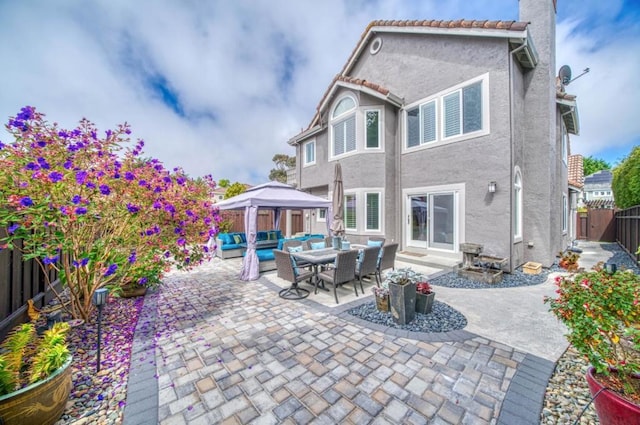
left=369, top=37, right=383, bottom=55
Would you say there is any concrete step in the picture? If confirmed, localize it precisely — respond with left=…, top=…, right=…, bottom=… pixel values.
left=396, top=251, right=462, bottom=272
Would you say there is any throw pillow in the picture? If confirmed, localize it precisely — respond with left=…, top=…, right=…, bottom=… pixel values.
left=311, top=242, right=325, bottom=250
left=287, top=245, right=303, bottom=253
left=232, top=234, right=242, bottom=244
left=367, top=240, right=384, bottom=247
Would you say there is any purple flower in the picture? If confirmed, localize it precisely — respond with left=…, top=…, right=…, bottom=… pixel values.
left=177, top=238, right=186, bottom=246
left=37, top=157, right=50, bottom=169
left=176, top=177, right=186, bottom=185
left=99, top=185, right=111, bottom=195
left=37, top=140, right=46, bottom=147
left=8, top=224, right=19, bottom=234
left=75, top=207, right=88, bottom=215
left=125, top=172, right=135, bottom=181
left=25, top=162, right=40, bottom=171
left=72, top=257, right=89, bottom=267
left=75, top=171, right=88, bottom=184
left=153, top=200, right=162, bottom=209
left=128, top=251, right=137, bottom=264
left=43, top=255, right=59, bottom=265
left=16, top=106, right=34, bottom=121
left=58, top=130, right=69, bottom=138
left=103, top=263, right=118, bottom=277
left=138, top=277, right=148, bottom=285
left=126, top=203, right=140, bottom=213
left=20, top=197, right=33, bottom=207
left=85, top=182, right=96, bottom=189
left=138, top=180, right=147, bottom=187
left=71, top=195, right=81, bottom=204
left=0, top=141, right=5, bottom=150
left=49, top=171, right=63, bottom=182
left=174, top=227, right=183, bottom=235
left=63, top=160, right=73, bottom=169
left=164, top=204, right=175, bottom=214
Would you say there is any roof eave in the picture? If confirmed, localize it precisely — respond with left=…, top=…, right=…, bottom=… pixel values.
left=316, top=80, right=403, bottom=116
left=558, top=98, right=580, bottom=135
left=288, top=125, right=323, bottom=146
left=343, top=26, right=531, bottom=76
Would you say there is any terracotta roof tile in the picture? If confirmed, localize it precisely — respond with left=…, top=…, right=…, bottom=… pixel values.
left=568, top=154, right=584, bottom=188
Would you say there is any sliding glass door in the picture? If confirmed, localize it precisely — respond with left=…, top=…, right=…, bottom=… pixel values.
left=406, top=192, right=456, bottom=251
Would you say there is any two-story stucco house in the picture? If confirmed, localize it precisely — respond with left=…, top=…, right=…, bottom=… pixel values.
left=288, top=0, right=579, bottom=271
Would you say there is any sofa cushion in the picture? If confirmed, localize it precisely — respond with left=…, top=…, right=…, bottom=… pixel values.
left=232, top=234, right=243, bottom=244
left=255, top=249, right=275, bottom=262
left=257, top=231, right=268, bottom=241
left=219, top=233, right=233, bottom=245
left=221, top=243, right=243, bottom=250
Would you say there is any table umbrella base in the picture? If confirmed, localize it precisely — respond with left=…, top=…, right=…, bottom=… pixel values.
left=279, top=286, right=310, bottom=300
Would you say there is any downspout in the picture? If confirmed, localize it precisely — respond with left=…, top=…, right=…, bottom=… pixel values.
left=509, top=41, right=528, bottom=271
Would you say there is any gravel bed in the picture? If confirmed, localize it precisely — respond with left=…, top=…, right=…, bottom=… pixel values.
left=347, top=301, right=467, bottom=333
left=429, top=266, right=556, bottom=289
left=52, top=295, right=144, bottom=425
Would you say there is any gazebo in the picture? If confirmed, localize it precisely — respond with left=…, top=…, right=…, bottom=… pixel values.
left=215, top=181, right=331, bottom=280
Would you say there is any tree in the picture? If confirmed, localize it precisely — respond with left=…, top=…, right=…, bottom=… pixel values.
left=612, top=146, right=640, bottom=209
left=583, top=156, right=611, bottom=177
left=218, top=178, right=230, bottom=188
left=224, top=182, right=246, bottom=199
left=268, top=154, right=295, bottom=183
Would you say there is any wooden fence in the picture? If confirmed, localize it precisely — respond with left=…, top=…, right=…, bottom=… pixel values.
left=221, top=209, right=304, bottom=234
left=615, top=205, right=640, bottom=266
left=0, top=239, right=60, bottom=341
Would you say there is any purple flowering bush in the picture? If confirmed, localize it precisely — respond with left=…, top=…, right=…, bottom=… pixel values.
left=0, top=106, right=220, bottom=322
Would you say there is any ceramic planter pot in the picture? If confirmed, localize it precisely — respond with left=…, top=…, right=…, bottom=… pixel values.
left=415, top=292, right=435, bottom=314
left=0, top=355, right=72, bottom=425
left=585, top=366, right=640, bottom=425
left=389, top=282, right=416, bottom=325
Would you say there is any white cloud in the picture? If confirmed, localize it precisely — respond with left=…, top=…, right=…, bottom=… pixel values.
left=1, top=0, right=637, bottom=183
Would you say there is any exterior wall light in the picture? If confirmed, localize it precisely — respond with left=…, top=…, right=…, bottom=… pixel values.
left=488, top=181, right=497, bottom=193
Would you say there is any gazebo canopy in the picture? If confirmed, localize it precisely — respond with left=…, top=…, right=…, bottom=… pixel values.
left=216, top=181, right=331, bottom=210
left=215, top=181, right=331, bottom=281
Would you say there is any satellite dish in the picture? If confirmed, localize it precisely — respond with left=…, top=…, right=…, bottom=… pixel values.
left=559, top=65, right=572, bottom=85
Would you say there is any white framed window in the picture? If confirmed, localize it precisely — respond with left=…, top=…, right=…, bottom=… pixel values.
left=365, top=192, right=381, bottom=231
left=562, top=193, right=568, bottom=233
left=331, top=96, right=357, bottom=158
left=365, top=109, right=381, bottom=149
left=317, top=208, right=326, bottom=222
left=405, top=74, right=489, bottom=151
left=303, top=140, right=315, bottom=166
left=514, top=168, right=523, bottom=241
left=344, top=193, right=357, bottom=231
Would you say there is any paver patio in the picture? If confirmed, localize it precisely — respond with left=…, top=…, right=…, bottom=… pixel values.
left=123, top=255, right=561, bottom=425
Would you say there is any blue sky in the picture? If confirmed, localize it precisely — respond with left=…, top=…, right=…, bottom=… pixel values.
left=1, top=0, right=638, bottom=183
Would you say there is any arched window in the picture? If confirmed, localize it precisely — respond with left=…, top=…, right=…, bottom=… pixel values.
left=514, top=168, right=523, bottom=240
left=331, top=96, right=357, bottom=157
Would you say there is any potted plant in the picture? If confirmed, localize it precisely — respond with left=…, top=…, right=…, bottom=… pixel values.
left=558, top=250, right=580, bottom=272
left=415, top=281, right=435, bottom=314
left=385, top=268, right=425, bottom=325
left=545, top=263, right=640, bottom=424
left=0, top=322, right=72, bottom=425
left=372, top=285, right=390, bottom=312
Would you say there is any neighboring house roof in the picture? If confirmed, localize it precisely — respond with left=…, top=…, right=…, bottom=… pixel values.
left=289, top=19, right=538, bottom=144
left=584, top=169, right=613, bottom=186
left=568, top=154, right=584, bottom=189
left=557, top=89, right=580, bottom=135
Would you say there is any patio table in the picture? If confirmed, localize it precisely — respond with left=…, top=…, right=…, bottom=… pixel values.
left=292, top=245, right=366, bottom=291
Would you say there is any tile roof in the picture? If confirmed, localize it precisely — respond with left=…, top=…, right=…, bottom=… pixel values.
left=568, top=154, right=584, bottom=188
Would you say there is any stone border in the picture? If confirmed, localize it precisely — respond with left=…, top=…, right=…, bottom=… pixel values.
left=122, top=290, right=159, bottom=425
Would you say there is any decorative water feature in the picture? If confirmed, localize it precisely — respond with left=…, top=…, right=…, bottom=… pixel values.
left=458, top=243, right=507, bottom=284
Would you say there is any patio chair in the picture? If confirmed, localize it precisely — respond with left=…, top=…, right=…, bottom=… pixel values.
left=274, top=249, right=313, bottom=300
left=317, top=249, right=359, bottom=304
left=282, top=240, right=303, bottom=251
left=354, top=246, right=381, bottom=295
left=375, top=242, right=398, bottom=286
left=305, top=237, right=325, bottom=250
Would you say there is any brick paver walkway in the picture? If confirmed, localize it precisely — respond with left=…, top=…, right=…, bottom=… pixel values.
left=123, top=258, right=553, bottom=425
